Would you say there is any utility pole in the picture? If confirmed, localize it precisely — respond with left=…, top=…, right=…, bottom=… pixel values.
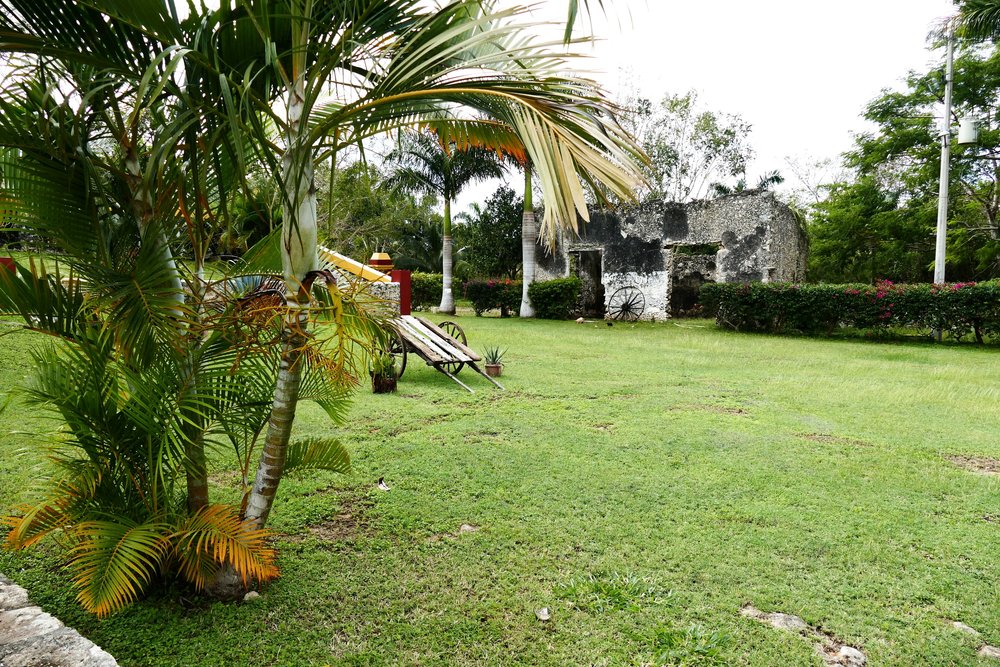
left=934, top=20, right=955, bottom=285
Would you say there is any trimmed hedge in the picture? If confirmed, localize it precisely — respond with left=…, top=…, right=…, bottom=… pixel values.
left=410, top=272, right=442, bottom=310
left=465, top=279, right=521, bottom=317
left=701, top=280, right=1000, bottom=342
left=527, top=276, right=582, bottom=320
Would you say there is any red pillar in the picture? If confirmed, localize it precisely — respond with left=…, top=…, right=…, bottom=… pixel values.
left=391, top=269, right=411, bottom=315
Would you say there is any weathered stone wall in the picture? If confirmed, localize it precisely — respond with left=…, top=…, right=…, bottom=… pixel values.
left=332, top=271, right=401, bottom=318
left=534, top=191, right=807, bottom=320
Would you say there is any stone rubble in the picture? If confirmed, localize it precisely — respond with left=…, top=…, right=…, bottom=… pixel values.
left=0, top=573, right=117, bottom=667
left=740, top=604, right=866, bottom=667
left=952, top=620, right=980, bottom=636
left=980, top=645, right=1000, bottom=659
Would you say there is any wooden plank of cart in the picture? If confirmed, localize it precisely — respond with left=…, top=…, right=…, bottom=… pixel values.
left=386, top=315, right=504, bottom=393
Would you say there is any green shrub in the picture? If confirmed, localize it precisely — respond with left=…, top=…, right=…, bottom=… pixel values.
left=464, top=279, right=521, bottom=317
left=701, top=280, right=1000, bottom=342
left=527, top=276, right=582, bottom=319
left=410, top=272, right=442, bottom=310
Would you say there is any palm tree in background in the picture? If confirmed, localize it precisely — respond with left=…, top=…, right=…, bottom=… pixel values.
left=710, top=170, right=785, bottom=197
left=957, top=0, right=1000, bottom=39
left=388, top=131, right=506, bottom=314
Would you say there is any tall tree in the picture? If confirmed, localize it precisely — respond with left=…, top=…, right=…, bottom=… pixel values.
left=319, top=160, right=440, bottom=261
left=620, top=90, right=754, bottom=202
left=810, top=41, right=1000, bottom=282
left=0, top=34, right=360, bottom=614
left=458, top=184, right=523, bottom=279
left=387, top=131, right=506, bottom=313
left=519, top=166, right=539, bottom=317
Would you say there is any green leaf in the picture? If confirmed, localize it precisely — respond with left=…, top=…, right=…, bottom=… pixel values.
left=284, top=437, right=351, bottom=475
left=69, top=519, right=171, bottom=617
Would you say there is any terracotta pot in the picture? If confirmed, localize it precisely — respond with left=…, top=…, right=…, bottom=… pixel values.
left=485, top=363, right=503, bottom=378
left=372, top=373, right=397, bottom=394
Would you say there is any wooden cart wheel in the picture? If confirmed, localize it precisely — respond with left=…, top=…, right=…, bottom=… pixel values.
left=607, top=286, right=645, bottom=321
left=388, top=328, right=407, bottom=379
left=437, top=320, right=466, bottom=375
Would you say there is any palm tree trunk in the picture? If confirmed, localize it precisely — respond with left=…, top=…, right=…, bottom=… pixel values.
left=185, top=429, right=209, bottom=513
left=519, top=168, right=537, bottom=317
left=244, top=71, right=317, bottom=531
left=128, top=143, right=210, bottom=513
left=439, top=197, right=456, bottom=314
left=244, top=313, right=307, bottom=529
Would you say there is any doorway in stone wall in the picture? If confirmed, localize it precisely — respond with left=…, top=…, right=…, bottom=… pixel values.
left=569, top=250, right=605, bottom=317
left=668, top=244, right=719, bottom=317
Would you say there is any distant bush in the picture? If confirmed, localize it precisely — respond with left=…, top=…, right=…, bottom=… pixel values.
left=701, top=280, right=1000, bottom=342
left=410, top=272, right=442, bottom=310
left=465, top=279, right=521, bottom=317
left=527, top=276, right=582, bottom=320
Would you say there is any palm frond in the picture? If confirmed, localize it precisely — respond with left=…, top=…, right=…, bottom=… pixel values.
left=958, top=0, right=1000, bottom=40
left=284, top=437, right=351, bottom=475
left=69, top=519, right=172, bottom=617
left=3, top=499, right=74, bottom=549
left=171, top=504, right=278, bottom=590
left=0, top=259, right=92, bottom=341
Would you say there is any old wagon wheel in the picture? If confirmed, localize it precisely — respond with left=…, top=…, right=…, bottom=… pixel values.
left=388, top=328, right=407, bottom=379
left=437, top=320, right=466, bottom=375
left=607, top=286, right=645, bottom=321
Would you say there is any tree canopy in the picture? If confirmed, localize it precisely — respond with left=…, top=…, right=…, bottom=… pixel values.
left=620, top=90, right=753, bottom=203
left=809, top=41, right=1000, bottom=282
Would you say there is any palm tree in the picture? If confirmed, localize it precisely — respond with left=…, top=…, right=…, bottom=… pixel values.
left=957, top=0, right=1000, bottom=39
left=0, top=2, right=368, bottom=611
left=387, top=131, right=506, bottom=313
left=3, top=0, right=647, bottom=606
left=710, top=170, right=785, bottom=197
left=519, top=165, right=539, bottom=317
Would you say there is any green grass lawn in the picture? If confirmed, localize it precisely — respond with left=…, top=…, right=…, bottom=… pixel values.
left=2, top=316, right=999, bottom=666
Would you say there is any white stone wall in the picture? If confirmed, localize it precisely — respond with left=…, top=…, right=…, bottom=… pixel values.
left=603, top=269, right=670, bottom=321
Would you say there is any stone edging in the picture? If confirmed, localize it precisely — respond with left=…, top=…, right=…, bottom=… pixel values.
left=0, top=573, right=117, bottom=667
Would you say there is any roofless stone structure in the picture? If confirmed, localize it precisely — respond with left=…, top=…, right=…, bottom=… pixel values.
left=535, top=191, right=808, bottom=320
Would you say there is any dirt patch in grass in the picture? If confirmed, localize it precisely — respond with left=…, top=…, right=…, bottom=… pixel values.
left=802, top=433, right=871, bottom=448
left=283, top=497, right=373, bottom=543
left=672, top=403, right=747, bottom=416
left=207, top=470, right=244, bottom=489
left=590, top=423, right=616, bottom=432
left=947, top=455, right=1000, bottom=475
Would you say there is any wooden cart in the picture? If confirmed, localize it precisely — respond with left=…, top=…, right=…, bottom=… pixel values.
left=386, top=315, right=504, bottom=393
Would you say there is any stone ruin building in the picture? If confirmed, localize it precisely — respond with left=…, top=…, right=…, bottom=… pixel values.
left=535, top=191, right=808, bottom=321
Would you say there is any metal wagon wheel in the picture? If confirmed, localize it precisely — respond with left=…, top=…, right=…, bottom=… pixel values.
left=388, top=328, right=407, bottom=378
left=607, top=286, right=645, bottom=321
left=437, top=320, right=466, bottom=375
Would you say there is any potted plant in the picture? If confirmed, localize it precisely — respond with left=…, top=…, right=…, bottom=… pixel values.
left=482, top=345, right=506, bottom=377
left=371, top=350, right=398, bottom=393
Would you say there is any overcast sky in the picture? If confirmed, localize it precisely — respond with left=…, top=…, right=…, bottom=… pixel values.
left=457, top=0, right=957, bottom=211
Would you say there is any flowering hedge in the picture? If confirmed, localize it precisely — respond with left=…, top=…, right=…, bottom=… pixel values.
left=700, top=280, right=1000, bottom=342
left=464, top=279, right=521, bottom=317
